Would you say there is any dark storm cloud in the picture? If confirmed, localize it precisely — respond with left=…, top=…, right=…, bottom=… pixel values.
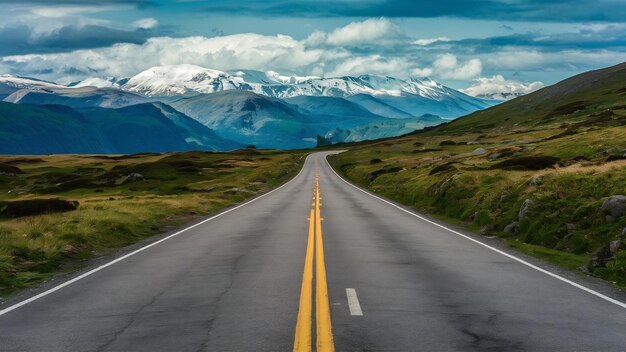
left=0, top=24, right=153, bottom=55
left=197, top=0, right=626, bottom=23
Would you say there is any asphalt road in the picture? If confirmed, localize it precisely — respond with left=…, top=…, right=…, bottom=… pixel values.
left=1, top=151, right=625, bottom=351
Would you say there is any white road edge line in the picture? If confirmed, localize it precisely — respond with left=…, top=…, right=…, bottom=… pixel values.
left=346, top=288, right=363, bottom=316
left=325, top=155, right=626, bottom=309
left=0, top=155, right=311, bottom=317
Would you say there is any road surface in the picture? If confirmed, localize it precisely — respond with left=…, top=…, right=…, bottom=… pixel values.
left=1, top=152, right=625, bottom=351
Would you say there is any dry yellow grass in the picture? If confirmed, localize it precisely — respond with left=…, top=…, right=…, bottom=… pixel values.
left=0, top=150, right=306, bottom=296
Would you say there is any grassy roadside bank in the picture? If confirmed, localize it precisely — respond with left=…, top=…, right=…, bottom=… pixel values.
left=0, top=149, right=305, bottom=297
left=327, top=128, right=626, bottom=287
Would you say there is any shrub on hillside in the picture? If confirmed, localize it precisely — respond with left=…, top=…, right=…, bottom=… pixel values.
left=0, top=199, right=79, bottom=218
left=491, top=156, right=560, bottom=170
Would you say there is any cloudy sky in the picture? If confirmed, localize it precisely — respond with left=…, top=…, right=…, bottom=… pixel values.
left=1, top=0, right=626, bottom=96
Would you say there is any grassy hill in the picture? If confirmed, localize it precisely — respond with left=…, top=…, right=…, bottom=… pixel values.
left=329, top=62, right=626, bottom=287
left=437, top=62, right=626, bottom=133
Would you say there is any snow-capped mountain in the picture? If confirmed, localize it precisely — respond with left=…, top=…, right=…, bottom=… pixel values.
left=123, top=64, right=252, bottom=97
left=1, top=74, right=147, bottom=108
left=233, top=70, right=319, bottom=86
left=121, top=65, right=482, bottom=98
left=0, top=75, right=65, bottom=99
left=0, top=75, right=63, bottom=90
left=235, top=69, right=464, bottom=99
left=69, top=77, right=129, bottom=89
left=115, top=64, right=497, bottom=118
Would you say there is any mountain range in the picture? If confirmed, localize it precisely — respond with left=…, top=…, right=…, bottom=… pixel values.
left=0, top=65, right=498, bottom=153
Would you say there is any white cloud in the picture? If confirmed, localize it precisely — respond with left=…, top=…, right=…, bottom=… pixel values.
left=410, top=67, right=434, bottom=77
left=304, top=30, right=327, bottom=47
left=482, top=50, right=545, bottom=70
left=132, top=18, right=158, bottom=29
left=30, top=6, right=108, bottom=18
left=462, top=75, right=544, bottom=100
left=327, top=55, right=413, bottom=77
left=325, top=18, right=399, bottom=46
left=1, top=34, right=324, bottom=84
left=413, top=37, right=451, bottom=46
left=479, top=49, right=626, bottom=72
left=432, top=54, right=482, bottom=79
left=11, top=18, right=614, bottom=88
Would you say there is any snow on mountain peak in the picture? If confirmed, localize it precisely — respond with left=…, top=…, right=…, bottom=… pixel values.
left=0, top=75, right=64, bottom=90
left=105, top=64, right=474, bottom=102
left=123, top=64, right=248, bottom=97
left=72, top=77, right=124, bottom=88
left=264, top=70, right=320, bottom=85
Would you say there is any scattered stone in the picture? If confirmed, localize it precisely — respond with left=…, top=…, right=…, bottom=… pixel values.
left=590, top=246, right=613, bottom=269
left=472, top=148, right=487, bottom=155
left=529, top=175, right=544, bottom=186
left=609, top=240, right=622, bottom=254
left=518, top=199, right=534, bottom=220
left=600, top=195, right=626, bottom=219
left=225, top=187, right=256, bottom=194
left=504, top=221, right=519, bottom=234
left=121, top=173, right=144, bottom=184
left=60, top=244, right=79, bottom=258
left=566, top=223, right=576, bottom=235
left=547, top=209, right=561, bottom=219
left=466, top=141, right=480, bottom=145
left=487, top=153, right=501, bottom=161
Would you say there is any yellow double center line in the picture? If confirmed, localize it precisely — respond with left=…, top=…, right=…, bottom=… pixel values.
left=293, top=175, right=335, bottom=352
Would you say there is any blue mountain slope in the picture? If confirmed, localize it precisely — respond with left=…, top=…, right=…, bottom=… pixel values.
left=372, top=92, right=496, bottom=119
left=170, top=90, right=322, bottom=149
left=5, top=86, right=149, bottom=109
left=170, top=90, right=448, bottom=149
left=345, top=94, right=414, bottom=118
left=283, top=95, right=387, bottom=122
left=0, top=102, right=239, bottom=154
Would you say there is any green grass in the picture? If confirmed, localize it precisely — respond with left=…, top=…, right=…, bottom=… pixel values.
left=0, top=150, right=305, bottom=296
left=506, top=239, right=589, bottom=271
